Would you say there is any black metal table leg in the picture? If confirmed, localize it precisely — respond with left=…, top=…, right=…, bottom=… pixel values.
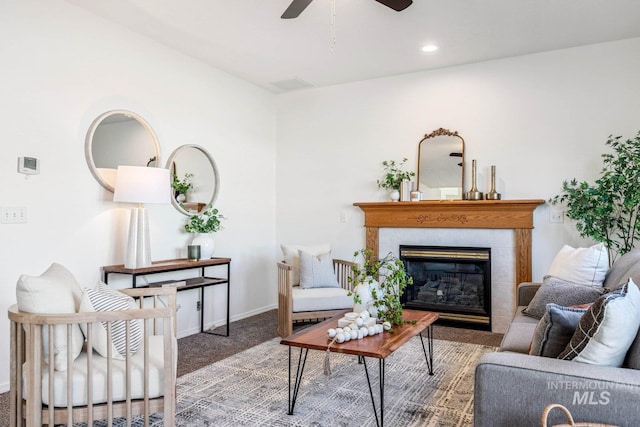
left=199, top=287, right=205, bottom=333
left=419, top=324, right=435, bottom=375
left=204, top=262, right=231, bottom=336
left=362, top=357, right=385, bottom=427
left=288, top=346, right=309, bottom=415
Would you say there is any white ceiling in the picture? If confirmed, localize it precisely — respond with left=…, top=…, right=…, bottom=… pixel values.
left=67, top=0, right=640, bottom=93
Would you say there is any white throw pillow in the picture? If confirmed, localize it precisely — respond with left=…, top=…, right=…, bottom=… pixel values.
left=79, top=282, right=143, bottom=359
left=548, top=243, right=608, bottom=286
left=16, top=263, right=85, bottom=371
left=558, top=278, right=640, bottom=367
left=281, top=243, right=331, bottom=286
left=298, top=250, right=340, bottom=289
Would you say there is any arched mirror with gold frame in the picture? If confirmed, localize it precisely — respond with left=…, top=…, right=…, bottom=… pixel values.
left=85, top=110, right=161, bottom=192
left=417, top=128, right=465, bottom=200
left=166, top=144, right=220, bottom=216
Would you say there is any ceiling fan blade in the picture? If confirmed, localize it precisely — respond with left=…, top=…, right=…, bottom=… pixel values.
left=374, top=0, right=413, bottom=12
left=281, top=0, right=314, bottom=19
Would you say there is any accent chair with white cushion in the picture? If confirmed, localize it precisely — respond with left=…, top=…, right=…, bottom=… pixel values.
left=277, top=244, right=356, bottom=338
left=9, top=263, right=177, bottom=426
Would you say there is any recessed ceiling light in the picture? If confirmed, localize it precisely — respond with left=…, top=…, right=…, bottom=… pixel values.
left=421, top=44, right=439, bottom=53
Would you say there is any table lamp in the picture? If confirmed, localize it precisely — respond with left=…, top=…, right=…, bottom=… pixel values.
left=113, top=166, right=170, bottom=268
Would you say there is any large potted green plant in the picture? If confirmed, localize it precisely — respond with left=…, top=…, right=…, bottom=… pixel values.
left=377, top=158, right=415, bottom=202
left=348, top=249, right=413, bottom=329
left=550, top=131, right=640, bottom=264
left=184, top=207, right=225, bottom=259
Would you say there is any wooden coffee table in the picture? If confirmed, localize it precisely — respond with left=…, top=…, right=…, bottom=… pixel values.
left=280, top=309, right=439, bottom=427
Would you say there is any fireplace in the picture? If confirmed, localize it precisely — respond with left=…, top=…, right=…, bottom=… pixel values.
left=400, top=245, right=491, bottom=330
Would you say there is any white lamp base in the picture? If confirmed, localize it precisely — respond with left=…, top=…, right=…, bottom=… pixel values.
left=124, top=207, right=152, bottom=269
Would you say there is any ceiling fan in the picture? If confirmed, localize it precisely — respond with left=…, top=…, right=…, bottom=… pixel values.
left=281, top=0, right=413, bottom=19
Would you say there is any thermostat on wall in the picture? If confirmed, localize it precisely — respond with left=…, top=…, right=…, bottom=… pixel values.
left=18, top=157, right=40, bottom=175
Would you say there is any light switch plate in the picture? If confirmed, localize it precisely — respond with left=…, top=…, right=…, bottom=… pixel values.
left=1, top=206, right=27, bottom=224
left=550, top=210, right=564, bottom=223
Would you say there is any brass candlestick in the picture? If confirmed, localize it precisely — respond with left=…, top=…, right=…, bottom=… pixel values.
left=485, top=165, right=501, bottom=200
left=465, top=159, right=484, bottom=200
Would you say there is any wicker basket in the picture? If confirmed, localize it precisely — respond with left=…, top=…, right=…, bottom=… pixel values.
left=541, top=404, right=618, bottom=427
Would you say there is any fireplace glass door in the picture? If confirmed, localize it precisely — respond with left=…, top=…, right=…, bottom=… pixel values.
left=400, top=245, right=491, bottom=329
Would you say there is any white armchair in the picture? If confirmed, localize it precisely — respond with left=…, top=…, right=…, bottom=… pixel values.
left=277, top=258, right=356, bottom=338
left=8, top=286, right=177, bottom=426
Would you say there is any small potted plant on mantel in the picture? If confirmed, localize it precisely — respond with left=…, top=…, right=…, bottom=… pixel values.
left=377, top=158, right=415, bottom=202
left=184, top=207, right=225, bottom=260
left=348, top=249, right=413, bottom=331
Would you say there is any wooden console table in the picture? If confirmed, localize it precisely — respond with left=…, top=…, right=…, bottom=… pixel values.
left=102, top=258, right=231, bottom=336
left=353, top=200, right=544, bottom=289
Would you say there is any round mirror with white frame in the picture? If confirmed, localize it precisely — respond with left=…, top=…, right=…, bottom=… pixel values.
left=417, top=128, right=465, bottom=200
left=166, top=144, right=220, bottom=216
left=85, top=110, right=161, bottom=192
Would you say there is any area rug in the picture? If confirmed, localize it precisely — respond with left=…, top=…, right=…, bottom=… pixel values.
left=160, top=336, right=495, bottom=426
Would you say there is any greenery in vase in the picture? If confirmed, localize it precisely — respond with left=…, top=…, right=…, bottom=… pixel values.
left=377, top=158, right=415, bottom=191
left=348, top=249, right=413, bottom=328
left=184, top=207, right=225, bottom=234
left=172, top=173, right=194, bottom=195
left=549, top=131, right=640, bottom=264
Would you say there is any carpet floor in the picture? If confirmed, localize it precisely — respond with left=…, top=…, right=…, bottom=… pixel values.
left=0, top=309, right=502, bottom=426
left=168, top=336, right=496, bottom=426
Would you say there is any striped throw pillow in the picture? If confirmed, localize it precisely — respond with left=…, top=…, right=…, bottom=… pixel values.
left=79, top=282, right=143, bottom=359
left=298, top=250, right=340, bottom=289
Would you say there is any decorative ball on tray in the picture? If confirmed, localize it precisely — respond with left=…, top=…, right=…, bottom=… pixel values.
left=327, top=310, right=388, bottom=344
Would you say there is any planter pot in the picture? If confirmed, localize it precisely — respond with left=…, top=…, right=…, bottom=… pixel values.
left=191, top=233, right=215, bottom=259
left=176, top=193, right=186, bottom=203
left=353, top=277, right=383, bottom=318
left=389, top=189, right=400, bottom=202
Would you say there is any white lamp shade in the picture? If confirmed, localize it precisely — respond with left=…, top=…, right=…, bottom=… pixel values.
left=113, top=166, right=169, bottom=268
left=113, top=166, right=170, bottom=205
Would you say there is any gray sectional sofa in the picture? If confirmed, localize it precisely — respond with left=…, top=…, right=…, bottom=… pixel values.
left=474, top=250, right=640, bottom=427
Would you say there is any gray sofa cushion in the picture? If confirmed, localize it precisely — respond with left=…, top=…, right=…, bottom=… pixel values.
left=475, top=351, right=640, bottom=427
left=522, top=275, right=603, bottom=319
left=500, top=307, right=539, bottom=353
left=604, top=249, right=640, bottom=288
left=625, top=328, right=640, bottom=369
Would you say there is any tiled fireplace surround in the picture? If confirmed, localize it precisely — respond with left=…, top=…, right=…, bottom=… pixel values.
left=354, top=200, right=545, bottom=334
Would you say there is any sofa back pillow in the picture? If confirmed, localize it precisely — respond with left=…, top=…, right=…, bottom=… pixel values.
left=522, top=275, right=603, bottom=319
left=16, top=263, right=85, bottom=371
left=558, top=278, right=640, bottom=367
left=547, top=243, right=608, bottom=286
left=530, top=304, right=587, bottom=358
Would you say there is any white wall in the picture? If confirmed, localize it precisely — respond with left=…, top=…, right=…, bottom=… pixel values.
left=276, top=37, right=640, bottom=276
left=0, top=1, right=277, bottom=391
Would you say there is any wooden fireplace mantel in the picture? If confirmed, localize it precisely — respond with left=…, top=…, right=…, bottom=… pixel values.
left=353, top=199, right=545, bottom=287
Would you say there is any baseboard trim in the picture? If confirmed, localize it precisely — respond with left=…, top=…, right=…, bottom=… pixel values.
left=177, top=304, right=277, bottom=338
